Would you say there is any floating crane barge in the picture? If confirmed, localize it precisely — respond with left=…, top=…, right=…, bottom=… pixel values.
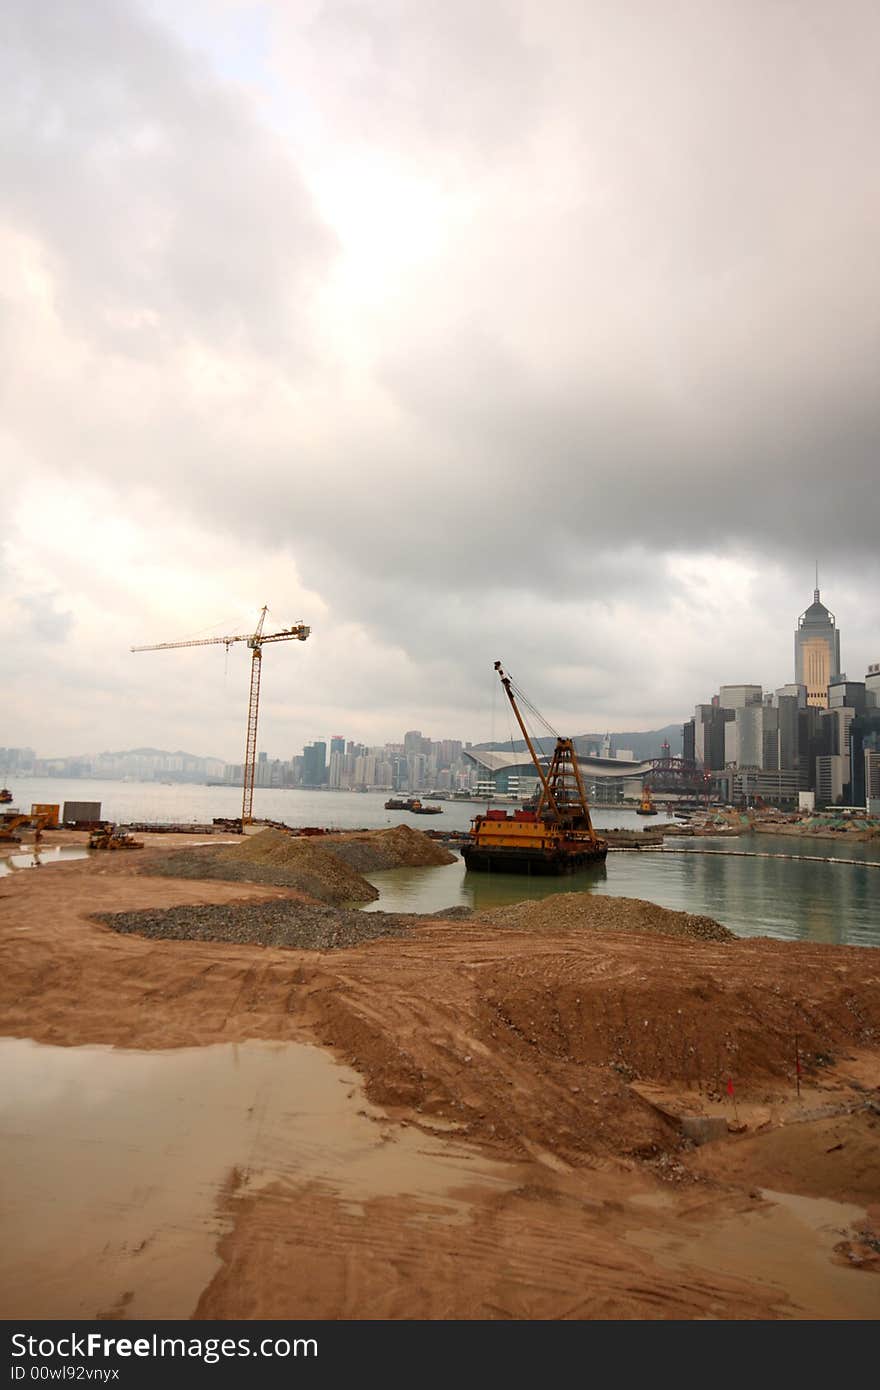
left=461, top=662, right=608, bottom=875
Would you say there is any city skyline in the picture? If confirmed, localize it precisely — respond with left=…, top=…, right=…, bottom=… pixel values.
left=2, top=574, right=875, bottom=772
left=4, top=575, right=877, bottom=807
left=0, top=720, right=675, bottom=776
left=4, top=574, right=873, bottom=768
left=683, top=584, right=880, bottom=807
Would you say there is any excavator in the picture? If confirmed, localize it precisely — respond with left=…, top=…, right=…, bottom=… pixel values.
left=1, top=811, right=142, bottom=851
left=0, top=812, right=50, bottom=844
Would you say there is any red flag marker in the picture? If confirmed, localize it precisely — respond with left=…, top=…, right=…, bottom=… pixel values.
left=726, top=1076, right=739, bottom=1123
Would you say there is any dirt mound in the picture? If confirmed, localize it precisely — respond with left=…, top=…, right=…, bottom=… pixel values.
left=475, top=892, right=733, bottom=942
left=304, top=924, right=880, bottom=1168
left=218, top=830, right=378, bottom=904
left=475, top=944, right=880, bottom=1094
left=323, top=824, right=456, bottom=872
left=214, top=824, right=453, bottom=898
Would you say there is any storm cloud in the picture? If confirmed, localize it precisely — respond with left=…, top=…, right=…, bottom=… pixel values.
left=1, top=0, right=878, bottom=756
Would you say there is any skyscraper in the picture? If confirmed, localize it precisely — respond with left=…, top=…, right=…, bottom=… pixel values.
left=302, top=741, right=327, bottom=786
left=795, top=582, right=841, bottom=709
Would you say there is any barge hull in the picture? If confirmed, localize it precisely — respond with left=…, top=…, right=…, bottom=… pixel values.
left=461, top=845, right=608, bottom=875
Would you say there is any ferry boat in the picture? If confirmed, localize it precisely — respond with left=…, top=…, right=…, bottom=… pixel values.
left=0, top=788, right=12, bottom=804
left=461, top=662, right=607, bottom=875
left=384, top=797, right=443, bottom=815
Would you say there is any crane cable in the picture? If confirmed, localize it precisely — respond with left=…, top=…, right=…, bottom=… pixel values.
left=502, top=671, right=559, bottom=766
left=504, top=673, right=558, bottom=741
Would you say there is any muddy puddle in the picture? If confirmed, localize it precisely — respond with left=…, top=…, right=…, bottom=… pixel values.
left=625, top=1187, right=879, bottom=1318
left=0, top=846, right=91, bottom=874
left=0, top=1037, right=515, bottom=1320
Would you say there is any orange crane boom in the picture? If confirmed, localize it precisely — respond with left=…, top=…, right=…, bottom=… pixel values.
left=494, top=661, right=598, bottom=834
left=132, top=605, right=310, bottom=823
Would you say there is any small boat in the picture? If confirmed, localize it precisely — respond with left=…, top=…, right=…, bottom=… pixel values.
left=0, top=789, right=12, bottom=804
left=636, top=787, right=658, bottom=816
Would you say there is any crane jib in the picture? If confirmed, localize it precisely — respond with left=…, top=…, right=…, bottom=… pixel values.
left=131, top=610, right=310, bottom=823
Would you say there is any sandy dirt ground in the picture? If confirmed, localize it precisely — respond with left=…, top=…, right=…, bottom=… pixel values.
left=1, top=833, right=879, bottom=1320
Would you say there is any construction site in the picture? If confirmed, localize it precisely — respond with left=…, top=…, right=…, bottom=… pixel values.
left=1, top=809, right=879, bottom=1321
left=1, top=634, right=878, bottom=1322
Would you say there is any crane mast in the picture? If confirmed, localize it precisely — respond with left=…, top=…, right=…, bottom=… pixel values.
left=132, top=605, right=310, bottom=824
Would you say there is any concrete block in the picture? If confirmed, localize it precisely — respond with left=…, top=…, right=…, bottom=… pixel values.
left=680, top=1115, right=729, bottom=1145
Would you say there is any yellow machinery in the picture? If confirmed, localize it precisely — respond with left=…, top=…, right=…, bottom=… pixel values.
left=0, top=812, right=51, bottom=844
left=461, top=663, right=607, bottom=874
left=636, top=786, right=658, bottom=816
left=88, top=824, right=144, bottom=851
left=0, top=815, right=30, bottom=843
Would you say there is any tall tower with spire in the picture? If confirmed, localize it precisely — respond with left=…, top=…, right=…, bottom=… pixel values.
left=795, top=572, right=841, bottom=708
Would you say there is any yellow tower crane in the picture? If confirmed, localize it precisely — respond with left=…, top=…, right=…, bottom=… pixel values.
left=132, top=606, right=310, bottom=824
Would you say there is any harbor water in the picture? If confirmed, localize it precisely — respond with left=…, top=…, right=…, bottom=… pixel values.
left=0, top=777, right=680, bottom=833
left=362, top=836, right=879, bottom=949
left=4, top=779, right=878, bottom=948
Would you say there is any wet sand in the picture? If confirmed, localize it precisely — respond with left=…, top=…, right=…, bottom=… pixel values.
left=0, top=836, right=878, bottom=1320
left=0, top=1037, right=514, bottom=1320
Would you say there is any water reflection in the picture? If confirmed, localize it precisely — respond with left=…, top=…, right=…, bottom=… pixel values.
left=464, top=859, right=609, bottom=912
left=365, top=840, right=879, bottom=948
left=0, top=1037, right=513, bottom=1320
left=0, top=846, right=90, bottom=876
left=4, top=776, right=680, bottom=834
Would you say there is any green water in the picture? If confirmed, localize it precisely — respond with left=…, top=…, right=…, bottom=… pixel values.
left=363, top=833, right=880, bottom=948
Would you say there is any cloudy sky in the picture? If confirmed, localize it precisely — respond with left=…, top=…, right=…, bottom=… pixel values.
left=2, top=0, right=878, bottom=761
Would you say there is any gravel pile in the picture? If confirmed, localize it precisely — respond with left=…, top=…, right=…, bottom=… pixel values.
left=142, top=825, right=456, bottom=904
left=218, top=829, right=378, bottom=902
left=96, top=899, right=427, bottom=950
left=324, top=824, right=456, bottom=872
left=141, top=838, right=379, bottom=904
left=475, top=892, right=734, bottom=941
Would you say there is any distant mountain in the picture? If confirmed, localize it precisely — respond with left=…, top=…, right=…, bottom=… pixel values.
left=50, top=747, right=226, bottom=762
left=472, top=724, right=684, bottom=760
left=36, top=745, right=226, bottom=767
left=103, top=747, right=223, bottom=760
